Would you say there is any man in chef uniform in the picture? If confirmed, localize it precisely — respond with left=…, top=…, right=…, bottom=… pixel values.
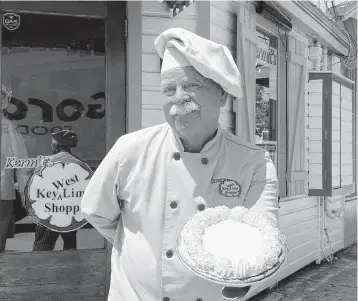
left=81, top=28, right=279, bottom=301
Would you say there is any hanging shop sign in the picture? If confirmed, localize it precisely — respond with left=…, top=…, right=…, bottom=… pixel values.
left=256, top=46, right=277, bottom=66
left=256, top=141, right=277, bottom=166
left=25, top=157, right=93, bottom=232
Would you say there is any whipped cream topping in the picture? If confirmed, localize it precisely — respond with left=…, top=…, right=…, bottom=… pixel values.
left=178, top=206, right=286, bottom=280
left=202, top=220, right=264, bottom=261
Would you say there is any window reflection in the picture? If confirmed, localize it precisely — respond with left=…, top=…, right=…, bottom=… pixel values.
left=1, top=13, right=106, bottom=252
left=255, top=30, right=278, bottom=167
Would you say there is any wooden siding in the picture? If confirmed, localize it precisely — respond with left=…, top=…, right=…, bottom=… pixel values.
left=344, top=195, right=357, bottom=247
left=303, top=34, right=347, bottom=262
left=331, top=82, right=341, bottom=187
left=244, top=194, right=348, bottom=299
left=210, top=1, right=237, bottom=134
left=332, top=82, right=341, bottom=188
left=318, top=195, right=345, bottom=262
left=236, top=1, right=257, bottom=142
left=308, top=79, right=324, bottom=190
left=141, top=1, right=197, bottom=128
left=340, top=85, right=353, bottom=186
left=246, top=196, right=319, bottom=298
left=307, top=74, right=355, bottom=193
left=210, top=2, right=236, bottom=59
left=304, top=38, right=313, bottom=197
left=287, top=35, right=308, bottom=196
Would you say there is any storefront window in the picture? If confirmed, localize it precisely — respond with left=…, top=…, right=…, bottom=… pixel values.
left=255, top=30, right=278, bottom=167
left=1, top=13, right=106, bottom=252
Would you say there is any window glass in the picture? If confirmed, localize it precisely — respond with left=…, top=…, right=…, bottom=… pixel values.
left=1, top=13, right=106, bottom=252
left=255, top=30, right=278, bottom=167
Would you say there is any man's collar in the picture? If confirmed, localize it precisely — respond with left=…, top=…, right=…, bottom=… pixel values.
left=170, top=124, right=223, bottom=153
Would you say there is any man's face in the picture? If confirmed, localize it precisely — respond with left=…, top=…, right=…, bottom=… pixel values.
left=161, top=66, right=225, bottom=139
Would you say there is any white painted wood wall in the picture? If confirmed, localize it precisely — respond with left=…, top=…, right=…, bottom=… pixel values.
left=340, top=84, right=353, bottom=186
left=141, top=1, right=197, bottom=128
left=332, top=82, right=341, bottom=187
left=307, top=76, right=354, bottom=190
left=304, top=36, right=347, bottom=263
left=245, top=196, right=320, bottom=298
left=286, top=34, right=308, bottom=196
left=344, top=195, right=357, bottom=247
left=247, top=195, right=345, bottom=298
left=308, top=79, right=324, bottom=190
left=319, top=195, right=345, bottom=262
left=210, top=1, right=238, bottom=134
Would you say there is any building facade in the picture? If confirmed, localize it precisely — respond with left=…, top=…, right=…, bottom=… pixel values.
left=0, top=1, right=356, bottom=300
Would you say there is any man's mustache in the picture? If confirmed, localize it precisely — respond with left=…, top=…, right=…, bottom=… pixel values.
left=169, top=101, right=200, bottom=116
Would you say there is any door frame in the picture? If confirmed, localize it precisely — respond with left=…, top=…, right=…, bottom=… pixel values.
left=0, top=1, right=107, bottom=18
left=0, top=2, right=126, bottom=299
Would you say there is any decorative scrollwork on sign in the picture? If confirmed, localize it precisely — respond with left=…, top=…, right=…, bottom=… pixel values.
left=158, top=0, right=195, bottom=17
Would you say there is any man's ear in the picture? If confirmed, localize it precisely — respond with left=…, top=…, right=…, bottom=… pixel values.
left=219, top=89, right=229, bottom=107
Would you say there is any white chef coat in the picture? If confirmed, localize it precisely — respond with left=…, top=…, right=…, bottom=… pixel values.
left=81, top=123, right=279, bottom=301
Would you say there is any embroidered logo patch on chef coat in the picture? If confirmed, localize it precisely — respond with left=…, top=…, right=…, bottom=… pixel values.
left=211, top=178, right=241, bottom=197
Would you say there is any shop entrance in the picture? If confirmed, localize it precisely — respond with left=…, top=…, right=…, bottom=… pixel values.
left=0, top=2, right=126, bottom=300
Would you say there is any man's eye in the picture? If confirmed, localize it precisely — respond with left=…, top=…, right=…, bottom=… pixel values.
left=185, top=83, right=201, bottom=91
left=187, top=83, right=199, bottom=88
left=163, top=87, right=176, bottom=95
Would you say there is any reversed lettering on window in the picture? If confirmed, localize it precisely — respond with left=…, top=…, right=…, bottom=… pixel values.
left=5, top=156, right=53, bottom=169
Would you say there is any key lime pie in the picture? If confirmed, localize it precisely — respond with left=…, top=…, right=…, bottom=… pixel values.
left=177, top=206, right=287, bottom=286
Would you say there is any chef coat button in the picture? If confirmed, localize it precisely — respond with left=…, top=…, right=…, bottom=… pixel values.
left=163, top=298, right=170, bottom=301
left=173, top=152, right=181, bottom=160
left=201, top=158, right=209, bottom=165
left=198, top=204, right=205, bottom=211
left=166, top=250, right=173, bottom=258
left=170, top=201, right=178, bottom=209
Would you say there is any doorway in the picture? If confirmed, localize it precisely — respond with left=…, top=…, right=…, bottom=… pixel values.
left=0, top=2, right=126, bottom=300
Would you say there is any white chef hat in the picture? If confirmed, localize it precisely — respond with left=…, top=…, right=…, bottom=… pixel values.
left=161, top=45, right=191, bottom=74
left=154, top=28, right=242, bottom=98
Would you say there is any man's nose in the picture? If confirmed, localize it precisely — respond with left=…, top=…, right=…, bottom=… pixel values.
left=172, top=86, right=189, bottom=104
